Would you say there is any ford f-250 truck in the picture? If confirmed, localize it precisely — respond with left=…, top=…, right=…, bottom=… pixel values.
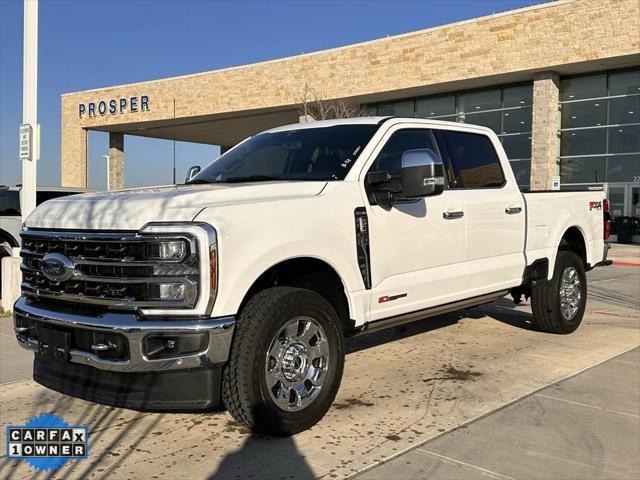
left=13, top=117, right=611, bottom=435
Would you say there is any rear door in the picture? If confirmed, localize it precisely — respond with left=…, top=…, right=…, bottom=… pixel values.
left=361, top=124, right=468, bottom=321
left=437, top=129, right=526, bottom=295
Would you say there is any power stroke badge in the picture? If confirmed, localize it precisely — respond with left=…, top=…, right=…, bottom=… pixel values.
left=6, top=414, right=88, bottom=472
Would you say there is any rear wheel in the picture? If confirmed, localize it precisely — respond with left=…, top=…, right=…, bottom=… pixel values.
left=531, top=251, right=587, bottom=334
left=222, top=287, right=344, bottom=435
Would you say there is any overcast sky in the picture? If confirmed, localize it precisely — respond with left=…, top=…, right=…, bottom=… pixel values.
left=0, top=0, right=542, bottom=190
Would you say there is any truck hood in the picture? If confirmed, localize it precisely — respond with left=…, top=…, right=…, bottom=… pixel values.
left=25, top=182, right=327, bottom=231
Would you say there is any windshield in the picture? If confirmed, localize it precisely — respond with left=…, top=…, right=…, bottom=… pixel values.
left=190, top=124, right=378, bottom=183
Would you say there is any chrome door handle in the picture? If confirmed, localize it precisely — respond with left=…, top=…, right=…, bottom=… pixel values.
left=505, top=206, right=522, bottom=215
left=443, top=210, right=464, bottom=219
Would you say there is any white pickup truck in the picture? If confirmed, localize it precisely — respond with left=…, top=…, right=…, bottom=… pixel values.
left=13, top=117, right=611, bottom=435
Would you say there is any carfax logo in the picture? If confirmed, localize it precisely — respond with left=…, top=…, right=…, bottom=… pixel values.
left=6, top=414, right=88, bottom=472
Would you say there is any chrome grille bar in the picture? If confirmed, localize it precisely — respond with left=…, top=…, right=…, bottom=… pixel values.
left=20, top=229, right=200, bottom=310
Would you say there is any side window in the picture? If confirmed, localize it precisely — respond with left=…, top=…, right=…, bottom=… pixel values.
left=369, top=129, right=441, bottom=173
left=0, top=191, right=21, bottom=216
left=440, top=131, right=505, bottom=188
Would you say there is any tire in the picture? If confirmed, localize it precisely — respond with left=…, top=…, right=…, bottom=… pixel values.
left=531, top=251, right=587, bottom=334
left=222, top=287, right=344, bottom=435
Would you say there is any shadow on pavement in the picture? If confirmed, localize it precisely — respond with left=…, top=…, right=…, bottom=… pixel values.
left=0, top=296, right=547, bottom=480
left=208, top=434, right=316, bottom=480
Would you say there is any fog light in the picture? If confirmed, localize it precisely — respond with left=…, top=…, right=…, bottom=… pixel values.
left=158, top=283, right=185, bottom=300
left=150, top=241, right=186, bottom=260
left=144, top=333, right=209, bottom=359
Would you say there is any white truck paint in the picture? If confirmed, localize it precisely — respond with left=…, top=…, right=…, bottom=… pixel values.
left=14, top=118, right=610, bottom=435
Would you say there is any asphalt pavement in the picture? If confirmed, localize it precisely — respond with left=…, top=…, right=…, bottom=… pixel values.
left=0, top=255, right=638, bottom=479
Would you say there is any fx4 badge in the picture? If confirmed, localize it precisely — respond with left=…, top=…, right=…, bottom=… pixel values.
left=378, top=293, right=408, bottom=303
left=589, top=201, right=602, bottom=211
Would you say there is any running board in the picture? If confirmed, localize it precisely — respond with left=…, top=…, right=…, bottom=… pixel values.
left=355, top=290, right=509, bottom=336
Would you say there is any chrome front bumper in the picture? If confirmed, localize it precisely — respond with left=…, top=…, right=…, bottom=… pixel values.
left=13, top=297, right=235, bottom=373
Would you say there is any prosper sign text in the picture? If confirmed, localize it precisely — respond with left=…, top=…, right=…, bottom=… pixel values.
left=79, top=96, right=149, bottom=119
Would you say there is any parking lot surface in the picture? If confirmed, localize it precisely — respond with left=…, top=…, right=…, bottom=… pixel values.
left=0, top=263, right=638, bottom=479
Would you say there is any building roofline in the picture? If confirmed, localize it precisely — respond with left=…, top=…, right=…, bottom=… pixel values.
left=62, top=0, right=566, bottom=97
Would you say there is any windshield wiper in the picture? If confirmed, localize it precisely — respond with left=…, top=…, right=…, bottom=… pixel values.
left=222, top=175, right=282, bottom=183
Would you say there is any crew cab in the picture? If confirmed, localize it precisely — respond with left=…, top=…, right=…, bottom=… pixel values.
left=12, top=118, right=611, bottom=435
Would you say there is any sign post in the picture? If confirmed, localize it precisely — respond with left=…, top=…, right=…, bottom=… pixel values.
left=20, top=0, right=39, bottom=224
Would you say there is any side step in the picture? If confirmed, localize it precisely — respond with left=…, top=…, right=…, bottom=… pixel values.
left=355, top=290, right=509, bottom=336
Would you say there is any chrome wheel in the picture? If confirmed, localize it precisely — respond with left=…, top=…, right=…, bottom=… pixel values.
left=559, top=266, right=581, bottom=320
left=265, top=316, right=330, bottom=412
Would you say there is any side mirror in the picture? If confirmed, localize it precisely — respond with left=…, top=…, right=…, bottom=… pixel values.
left=185, top=165, right=201, bottom=183
left=399, top=149, right=445, bottom=198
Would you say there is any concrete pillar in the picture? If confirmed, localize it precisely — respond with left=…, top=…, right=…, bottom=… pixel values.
left=108, top=132, right=125, bottom=190
left=1, top=256, right=22, bottom=313
left=61, top=126, right=88, bottom=188
left=530, top=71, right=560, bottom=190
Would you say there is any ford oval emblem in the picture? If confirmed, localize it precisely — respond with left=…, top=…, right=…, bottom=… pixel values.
left=40, top=253, right=75, bottom=282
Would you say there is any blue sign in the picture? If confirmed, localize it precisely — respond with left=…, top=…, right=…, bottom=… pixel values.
left=6, top=414, right=89, bottom=472
left=79, top=95, right=149, bottom=118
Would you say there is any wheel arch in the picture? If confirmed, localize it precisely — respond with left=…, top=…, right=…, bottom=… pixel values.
left=559, top=226, right=588, bottom=266
left=237, top=256, right=355, bottom=335
left=0, top=228, right=20, bottom=255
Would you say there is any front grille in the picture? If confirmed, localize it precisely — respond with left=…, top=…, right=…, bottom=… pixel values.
left=20, top=230, right=199, bottom=310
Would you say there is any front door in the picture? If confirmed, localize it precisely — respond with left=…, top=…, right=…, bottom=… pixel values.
left=362, top=125, right=467, bottom=322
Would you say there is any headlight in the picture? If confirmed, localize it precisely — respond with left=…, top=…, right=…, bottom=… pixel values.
left=158, top=282, right=185, bottom=300
left=148, top=240, right=187, bottom=260
left=139, top=223, right=217, bottom=317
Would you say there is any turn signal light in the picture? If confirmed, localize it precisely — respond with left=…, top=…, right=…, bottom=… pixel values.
left=210, top=246, right=218, bottom=292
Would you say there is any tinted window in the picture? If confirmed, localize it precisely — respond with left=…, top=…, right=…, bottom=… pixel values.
left=441, top=131, right=505, bottom=188
left=192, top=125, right=378, bottom=183
left=0, top=191, right=20, bottom=216
left=369, top=129, right=440, bottom=173
left=36, top=191, right=77, bottom=205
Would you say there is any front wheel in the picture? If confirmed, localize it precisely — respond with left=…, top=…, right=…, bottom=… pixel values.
left=222, top=287, right=344, bottom=435
left=531, top=251, right=587, bottom=334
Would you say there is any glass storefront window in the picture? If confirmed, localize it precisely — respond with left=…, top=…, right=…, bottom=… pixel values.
left=609, top=95, right=640, bottom=125
left=510, top=160, right=531, bottom=186
left=501, top=134, right=532, bottom=160
left=459, top=111, right=501, bottom=131
left=560, top=156, right=607, bottom=184
left=561, top=100, right=606, bottom=128
left=415, top=95, right=455, bottom=117
left=503, top=84, right=533, bottom=108
left=608, top=124, right=640, bottom=154
left=456, top=89, right=501, bottom=113
left=502, top=107, right=532, bottom=133
left=609, top=70, right=640, bottom=96
left=377, top=100, right=415, bottom=117
left=361, top=104, right=377, bottom=116
left=559, top=69, right=640, bottom=184
left=560, top=73, right=607, bottom=101
left=362, top=83, right=533, bottom=186
left=607, top=154, right=640, bottom=183
left=561, top=129, right=607, bottom=157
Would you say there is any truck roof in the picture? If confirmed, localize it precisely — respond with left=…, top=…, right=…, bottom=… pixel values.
left=265, top=116, right=495, bottom=135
